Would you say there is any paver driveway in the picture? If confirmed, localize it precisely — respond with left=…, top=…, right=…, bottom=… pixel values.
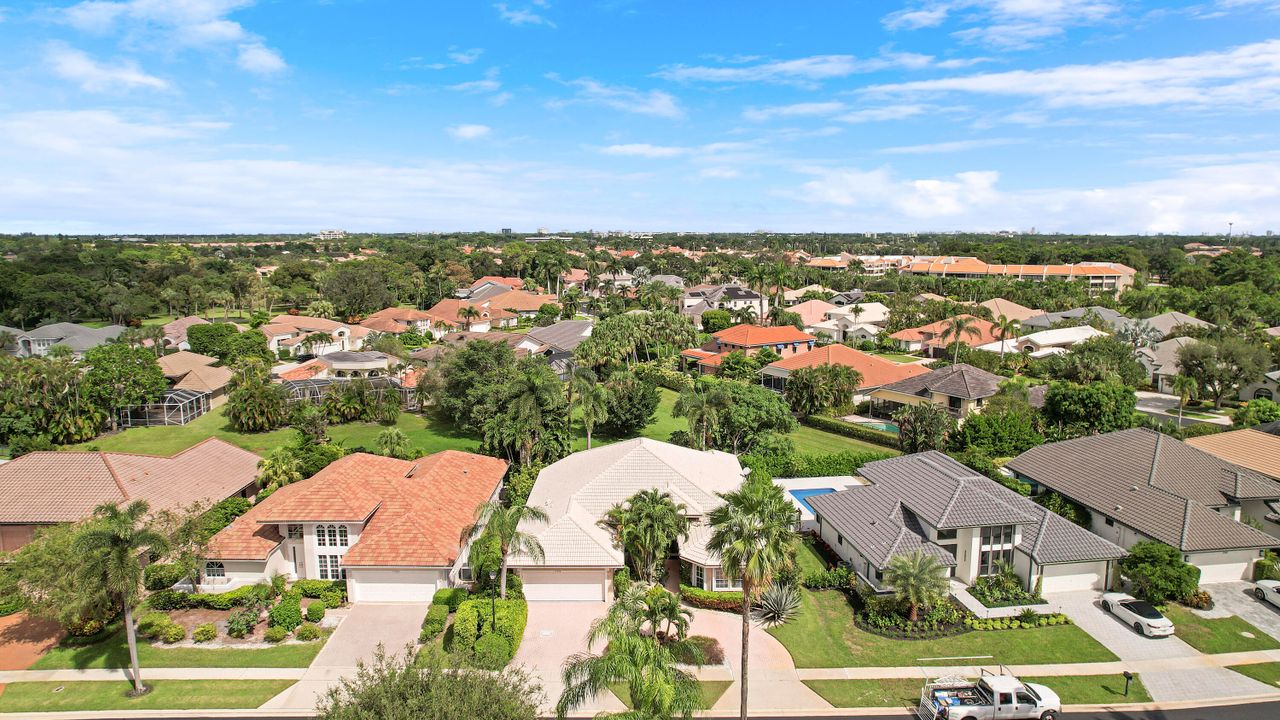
left=1193, top=582, right=1280, bottom=642
left=513, top=601, right=622, bottom=715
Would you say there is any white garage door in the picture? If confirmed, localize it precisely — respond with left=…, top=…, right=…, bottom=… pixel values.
left=346, top=568, right=440, bottom=602
left=1039, top=562, right=1107, bottom=593
left=520, top=569, right=607, bottom=602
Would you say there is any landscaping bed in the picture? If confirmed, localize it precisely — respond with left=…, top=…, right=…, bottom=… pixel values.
left=1164, top=605, right=1280, bottom=654
left=29, top=628, right=329, bottom=669
left=609, top=680, right=732, bottom=710
left=803, top=674, right=1151, bottom=708
left=0, top=679, right=297, bottom=712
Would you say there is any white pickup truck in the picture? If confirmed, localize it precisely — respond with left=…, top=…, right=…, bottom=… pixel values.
left=917, top=672, right=1062, bottom=720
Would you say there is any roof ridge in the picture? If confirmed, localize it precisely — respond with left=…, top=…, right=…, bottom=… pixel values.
left=98, top=451, right=131, bottom=501
left=1147, top=432, right=1164, bottom=487
left=1179, top=497, right=1192, bottom=550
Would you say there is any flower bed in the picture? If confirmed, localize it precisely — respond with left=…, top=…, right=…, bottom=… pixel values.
left=679, top=584, right=743, bottom=613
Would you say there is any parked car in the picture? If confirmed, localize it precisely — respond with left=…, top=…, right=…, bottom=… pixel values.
left=1101, top=592, right=1175, bottom=637
left=1254, top=579, right=1280, bottom=609
left=917, top=671, right=1061, bottom=720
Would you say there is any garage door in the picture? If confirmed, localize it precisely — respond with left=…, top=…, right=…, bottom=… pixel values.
left=520, top=569, right=607, bottom=602
left=346, top=568, right=440, bottom=602
left=1039, top=562, right=1107, bottom=593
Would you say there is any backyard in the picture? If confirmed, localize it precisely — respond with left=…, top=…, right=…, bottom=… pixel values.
left=0, top=680, right=296, bottom=712
left=803, top=674, right=1151, bottom=708
left=67, top=387, right=894, bottom=459
left=30, top=628, right=328, bottom=670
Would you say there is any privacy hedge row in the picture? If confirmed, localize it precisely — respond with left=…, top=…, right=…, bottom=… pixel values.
left=679, top=584, right=743, bottom=613
left=802, top=415, right=899, bottom=449
left=143, top=563, right=188, bottom=591
left=451, top=598, right=528, bottom=666
left=293, top=579, right=347, bottom=601
left=420, top=603, right=450, bottom=642
left=432, top=587, right=470, bottom=611
left=147, top=582, right=276, bottom=611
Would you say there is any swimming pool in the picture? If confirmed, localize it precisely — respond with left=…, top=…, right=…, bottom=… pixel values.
left=856, top=421, right=900, bottom=434
left=789, top=487, right=836, bottom=514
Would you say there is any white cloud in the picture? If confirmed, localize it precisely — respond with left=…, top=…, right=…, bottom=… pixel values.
left=700, top=167, right=742, bottom=179
left=45, top=43, right=169, bottom=92
left=236, top=43, right=285, bottom=75
left=838, top=104, right=928, bottom=123
left=448, top=124, right=492, bottom=140
left=797, top=166, right=1001, bottom=218
left=449, top=67, right=502, bottom=93
left=743, top=102, right=847, bottom=122
left=494, top=3, right=556, bottom=27
left=864, top=40, right=1280, bottom=111
left=879, top=137, right=1023, bottom=154
left=601, top=144, right=688, bottom=158
left=657, top=50, right=989, bottom=87
left=60, top=0, right=285, bottom=74
left=448, top=48, right=484, bottom=64
left=548, top=76, right=684, bottom=119
left=884, top=1, right=1121, bottom=50
left=0, top=110, right=224, bottom=153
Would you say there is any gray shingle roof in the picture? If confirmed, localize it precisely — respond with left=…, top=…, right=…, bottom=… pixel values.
left=1143, top=311, right=1212, bottom=337
left=525, top=320, right=593, bottom=352
left=1007, top=428, right=1280, bottom=552
left=809, top=451, right=1126, bottom=570
left=19, top=322, right=125, bottom=352
left=1021, top=306, right=1131, bottom=332
left=878, top=363, right=1004, bottom=400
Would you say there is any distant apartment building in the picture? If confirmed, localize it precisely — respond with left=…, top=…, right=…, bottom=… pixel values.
left=904, top=256, right=1136, bottom=292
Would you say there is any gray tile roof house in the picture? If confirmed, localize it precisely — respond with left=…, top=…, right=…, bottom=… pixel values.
left=1007, top=428, right=1280, bottom=557
left=523, top=319, right=593, bottom=353
left=809, top=452, right=1126, bottom=593
left=14, top=322, right=126, bottom=358
left=1142, top=311, right=1213, bottom=337
left=1136, top=336, right=1198, bottom=392
left=880, top=363, right=1005, bottom=400
left=1021, top=306, right=1132, bottom=332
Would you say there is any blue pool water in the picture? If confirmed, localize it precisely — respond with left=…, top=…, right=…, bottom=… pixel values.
left=857, top=421, right=900, bottom=434
left=789, top=488, right=836, bottom=514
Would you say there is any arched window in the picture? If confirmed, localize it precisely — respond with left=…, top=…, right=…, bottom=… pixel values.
left=1256, top=388, right=1274, bottom=400
left=204, top=561, right=225, bottom=578
left=326, top=525, right=339, bottom=546
left=337, top=526, right=348, bottom=546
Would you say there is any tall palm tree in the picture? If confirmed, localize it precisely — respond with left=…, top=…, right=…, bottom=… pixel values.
left=575, top=380, right=609, bottom=450
left=732, top=305, right=758, bottom=326
left=457, top=304, right=481, bottom=330
left=992, top=315, right=1021, bottom=362
left=673, top=387, right=724, bottom=450
left=258, top=446, right=303, bottom=492
left=707, top=475, right=799, bottom=720
left=939, top=315, right=983, bottom=364
left=461, top=502, right=549, bottom=599
left=883, top=551, right=948, bottom=622
left=560, top=286, right=584, bottom=318
left=76, top=501, right=168, bottom=695
left=602, top=490, right=691, bottom=583
left=1171, top=374, right=1199, bottom=425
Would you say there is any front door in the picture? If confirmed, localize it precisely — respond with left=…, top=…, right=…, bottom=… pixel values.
left=292, top=547, right=304, bottom=579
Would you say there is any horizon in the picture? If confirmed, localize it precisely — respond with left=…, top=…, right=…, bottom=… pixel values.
left=0, top=1, right=1278, bottom=234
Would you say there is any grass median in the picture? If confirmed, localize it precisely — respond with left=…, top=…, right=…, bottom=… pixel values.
left=0, top=679, right=297, bottom=712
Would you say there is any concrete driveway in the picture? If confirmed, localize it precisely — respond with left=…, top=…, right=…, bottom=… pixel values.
left=1192, top=582, right=1280, bottom=642
left=1051, top=590, right=1199, bottom=661
left=513, top=601, right=622, bottom=715
left=687, top=608, right=830, bottom=712
left=1135, top=391, right=1231, bottom=427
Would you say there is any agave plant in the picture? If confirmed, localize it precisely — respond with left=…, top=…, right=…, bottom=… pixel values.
left=751, top=583, right=801, bottom=628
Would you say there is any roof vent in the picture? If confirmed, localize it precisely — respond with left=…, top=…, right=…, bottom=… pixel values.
left=1114, top=505, right=1123, bottom=512
left=405, top=463, right=419, bottom=478
left=1130, top=485, right=1138, bottom=492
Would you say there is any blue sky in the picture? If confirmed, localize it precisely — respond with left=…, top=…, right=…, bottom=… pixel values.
left=0, top=1, right=1278, bottom=234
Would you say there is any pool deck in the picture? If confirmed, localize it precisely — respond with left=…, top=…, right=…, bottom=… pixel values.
left=776, top=476, right=867, bottom=525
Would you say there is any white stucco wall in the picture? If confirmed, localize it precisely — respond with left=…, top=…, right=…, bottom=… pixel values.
left=1187, top=549, right=1259, bottom=583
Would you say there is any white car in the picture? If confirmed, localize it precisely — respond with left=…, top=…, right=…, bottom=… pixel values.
left=1101, top=592, right=1175, bottom=637
left=1254, top=579, right=1280, bottom=609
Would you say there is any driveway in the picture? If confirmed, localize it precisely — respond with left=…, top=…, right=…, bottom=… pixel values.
left=0, top=612, right=63, bottom=671
left=1194, top=582, right=1280, bottom=642
left=686, top=608, right=830, bottom=712
left=1135, top=391, right=1231, bottom=427
left=513, top=601, right=622, bottom=715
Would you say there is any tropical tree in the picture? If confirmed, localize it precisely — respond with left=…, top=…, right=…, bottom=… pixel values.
left=258, top=446, right=304, bottom=494
left=482, top=360, right=570, bottom=466
left=940, top=315, right=983, bottom=364
left=462, top=502, right=550, bottom=599
left=707, top=474, right=798, bottom=720
left=731, top=305, right=758, bottom=326
left=883, top=551, right=949, bottom=622
left=225, top=358, right=290, bottom=432
left=1171, top=374, right=1199, bottom=425
left=992, top=315, right=1021, bottom=362
left=893, top=402, right=955, bottom=453
left=560, top=286, right=584, bottom=318
left=457, top=304, right=482, bottom=330
left=81, top=343, right=167, bottom=430
left=376, top=427, right=413, bottom=459
left=76, top=501, right=168, bottom=695
left=601, top=490, right=691, bottom=583
left=785, top=364, right=863, bottom=416
left=574, top=378, right=609, bottom=450
left=672, top=386, right=725, bottom=450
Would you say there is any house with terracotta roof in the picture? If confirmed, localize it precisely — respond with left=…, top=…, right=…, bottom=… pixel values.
left=761, top=344, right=930, bottom=402
left=782, top=284, right=834, bottom=306
left=275, top=351, right=397, bottom=382
left=421, top=298, right=518, bottom=333
left=681, top=324, right=816, bottom=374
left=259, top=315, right=367, bottom=356
left=203, top=450, right=507, bottom=601
left=485, top=289, right=561, bottom=318
left=155, top=316, right=210, bottom=351
left=0, top=439, right=261, bottom=552
left=976, top=298, right=1043, bottom=323
left=509, top=438, right=747, bottom=601
left=1008, top=428, right=1280, bottom=582
left=889, top=315, right=1001, bottom=356
left=359, top=307, right=438, bottom=335
left=157, top=350, right=234, bottom=405
left=789, top=299, right=838, bottom=332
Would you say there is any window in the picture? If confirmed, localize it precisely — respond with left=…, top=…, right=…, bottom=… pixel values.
left=204, top=561, right=225, bottom=578
left=337, top=526, right=348, bottom=546
left=693, top=565, right=705, bottom=589
left=318, top=555, right=346, bottom=580
left=948, top=395, right=963, bottom=411
left=1104, top=517, right=1115, bottom=527
left=936, top=528, right=957, bottom=541
left=837, top=533, right=844, bottom=546
left=713, top=571, right=743, bottom=590
left=287, top=524, right=303, bottom=540
left=978, top=524, right=1016, bottom=577
left=317, top=525, right=327, bottom=547
left=317, top=524, right=347, bottom=547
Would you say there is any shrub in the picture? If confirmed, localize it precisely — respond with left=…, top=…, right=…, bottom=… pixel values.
left=295, top=622, right=322, bottom=641
left=968, top=566, right=1044, bottom=608
left=673, top=635, right=725, bottom=665
left=271, top=573, right=288, bottom=596
left=679, top=584, right=743, bottom=613
left=473, top=633, right=513, bottom=670
left=159, top=623, right=186, bottom=644
left=0, top=593, right=24, bottom=617
left=143, top=563, right=187, bottom=591
left=420, top=603, right=450, bottom=642
left=294, top=579, right=347, bottom=600
left=1120, top=541, right=1200, bottom=603
left=1182, top=590, right=1214, bottom=610
left=1255, top=552, right=1280, bottom=581
left=147, top=589, right=192, bottom=611
left=452, top=599, right=528, bottom=656
left=269, top=591, right=304, bottom=631
left=802, top=415, right=899, bottom=449
left=431, top=587, right=469, bottom=611
left=321, top=590, right=346, bottom=609
left=613, top=567, right=632, bottom=599
left=264, top=625, right=288, bottom=643
left=193, top=623, right=217, bottom=643
left=136, top=611, right=172, bottom=639
left=802, top=566, right=852, bottom=590
left=306, top=602, right=326, bottom=623
left=226, top=609, right=258, bottom=639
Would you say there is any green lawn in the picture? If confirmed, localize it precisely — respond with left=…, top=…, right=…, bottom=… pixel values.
left=30, top=629, right=328, bottom=670
left=1164, top=606, right=1280, bottom=654
left=796, top=539, right=829, bottom=575
left=1228, top=662, right=1280, bottom=688
left=803, top=674, right=1150, bottom=709
left=870, top=352, right=923, bottom=364
left=609, top=680, right=732, bottom=710
left=0, top=680, right=297, bottom=712
left=767, top=590, right=1117, bottom=668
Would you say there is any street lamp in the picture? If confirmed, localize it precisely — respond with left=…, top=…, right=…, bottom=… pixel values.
left=488, top=570, right=497, bottom=630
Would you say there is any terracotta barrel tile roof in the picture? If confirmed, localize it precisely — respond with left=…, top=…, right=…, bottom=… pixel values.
left=712, top=324, right=816, bottom=346
left=766, top=345, right=930, bottom=389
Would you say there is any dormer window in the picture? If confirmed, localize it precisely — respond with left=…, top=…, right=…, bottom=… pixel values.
left=287, top=524, right=303, bottom=540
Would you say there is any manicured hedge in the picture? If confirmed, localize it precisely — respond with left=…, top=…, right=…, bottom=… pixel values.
left=268, top=591, right=303, bottom=631
left=147, top=582, right=277, bottom=611
left=964, top=613, right=1071, bottom=631
left=452, top=598, right=528, bottom=663
left=294, top=579, right=347, bottom=600
left=431, top=587, right=469, bottom=611
left=420, top=603, right=450, bottom=642
left=143, top=563, right=187, bottom=591
left=680, top=584, right=743, bottom=613
left=306, top=601, right=326, bottom=623
left=802, top=415, right=899, bottom=449
left=802, top=566, right=853, bottom=590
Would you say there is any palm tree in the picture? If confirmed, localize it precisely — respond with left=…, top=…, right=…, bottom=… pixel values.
left=574, top=379, right=609, bottom=450
left=457, top=304, right=481, bottom=330
left=76, top=501, right=168, bottom=695
left=732, top=305, right=758, bottom=326
left=601, top=490, right=691, bottom=583
left=461, top=502, right=549, bottom=599
left=707, top=475, right=798, bottom=720
left=560, top=286, right=584, bottom=318
left=883, top=551, right=948, bottom=622
left=939, top=315, right=983, bottom=363
left=258, top=447, right=303, bottom=492
left=376, top=427, right=412, bottom=459
left=993, top=315, right=1021, bottom=362
left=673, top=387, right=725, bottom=450
left=1171, top=374, right=1199, bottom=425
